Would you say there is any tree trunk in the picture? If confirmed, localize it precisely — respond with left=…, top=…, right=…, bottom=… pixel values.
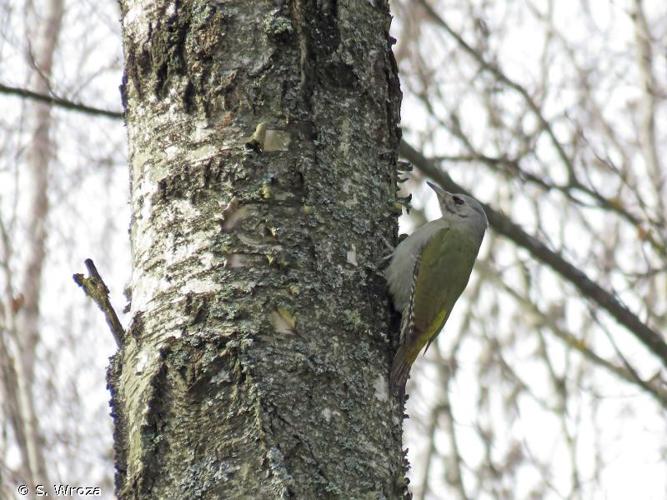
left=112, top=1, right=404, bottom=498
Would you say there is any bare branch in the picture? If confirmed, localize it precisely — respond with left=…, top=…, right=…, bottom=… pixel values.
left=0, top=82, right=123, bottom=120
left=485, top=261, right=667, bottom=409
left=632, top=0, right=666, bottom=220
left=416, top=1, right=575, bottom=179
left=73, top=259, right=124, bottom=347
left=415, top=3, right=666, bottom=257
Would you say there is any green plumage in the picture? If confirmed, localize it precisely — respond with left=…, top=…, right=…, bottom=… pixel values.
left=390, top=225, right=481, bottom=390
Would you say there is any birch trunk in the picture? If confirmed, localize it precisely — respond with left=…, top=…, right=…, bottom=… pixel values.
left=112, top=1, right=405, bottom=497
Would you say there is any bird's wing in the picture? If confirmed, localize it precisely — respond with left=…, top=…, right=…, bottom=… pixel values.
left=390, top=226, right=477, bottom=391
left=386, top=220, right=448, bottom=313
left=412, top=225, right=478, bottom=345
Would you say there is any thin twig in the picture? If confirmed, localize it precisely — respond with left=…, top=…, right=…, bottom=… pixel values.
left=0, top=82, right=123, bottom=120
left=73, top=259, right=124, bottom=347
left=417, top=1, right=575, bottom=180
left=416, top=4, right=666, bottom=256
left=484, top=261, right=667, bottom=409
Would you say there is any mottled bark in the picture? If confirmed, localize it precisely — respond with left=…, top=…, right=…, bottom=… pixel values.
left=113, top=0, right=404, bottom=498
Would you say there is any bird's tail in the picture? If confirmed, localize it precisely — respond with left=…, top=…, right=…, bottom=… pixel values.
left=390, top=344, right=419, bottom=398
left=391, top=298, right=419, bottom=399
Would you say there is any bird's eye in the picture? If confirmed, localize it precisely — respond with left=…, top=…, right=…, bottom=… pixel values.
left=453, top=196, right=464, bottom=206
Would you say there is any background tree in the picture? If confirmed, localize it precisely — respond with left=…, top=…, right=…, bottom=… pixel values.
left=0, top=0, right=63, bottom=493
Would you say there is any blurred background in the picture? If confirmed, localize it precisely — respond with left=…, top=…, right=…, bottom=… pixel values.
left=0, top=0, right=665, bottom=498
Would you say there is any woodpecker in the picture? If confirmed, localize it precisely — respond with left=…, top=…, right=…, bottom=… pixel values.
left=386, top=182, right=487, bottom=395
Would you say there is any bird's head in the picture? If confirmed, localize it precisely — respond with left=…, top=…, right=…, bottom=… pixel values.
left=427, top=181, right=488, bottom=229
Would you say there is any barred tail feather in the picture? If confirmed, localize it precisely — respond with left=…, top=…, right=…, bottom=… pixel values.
left=390, top=344, right=419, bottom=397
left=390, top=314, right=412, bottom=397
left=391, top=253, right=421, bottom=398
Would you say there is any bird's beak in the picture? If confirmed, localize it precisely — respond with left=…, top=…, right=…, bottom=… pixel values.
left=426, top=181, right=450, bottom=204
